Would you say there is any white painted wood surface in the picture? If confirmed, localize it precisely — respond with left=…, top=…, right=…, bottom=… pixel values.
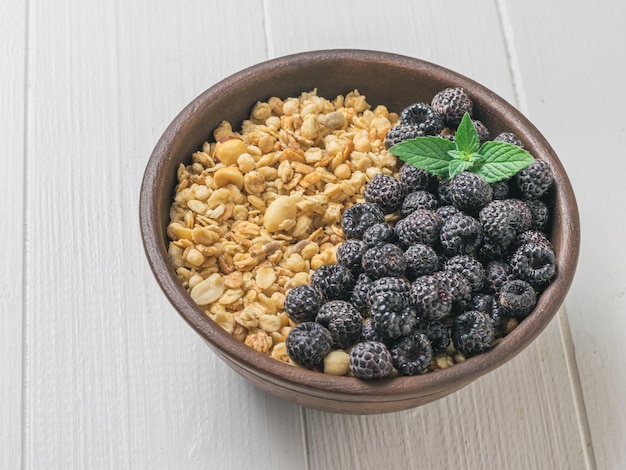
left=507, top=2, right=626, bottom=468
left=1, top=0, right=622, bottom=468
left=1, top=1, right=25, bottom=468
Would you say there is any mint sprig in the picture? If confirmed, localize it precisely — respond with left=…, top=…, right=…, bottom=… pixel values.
left=388, top=136, right=454, bottom=178
left=389, top=113, right=534, bottom=182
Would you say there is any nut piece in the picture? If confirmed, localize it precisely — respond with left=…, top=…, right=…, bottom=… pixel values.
left=214, top=167, right=244, bottom=189
left=214, top=136, right=248, bottom=166
left=323, top=350, right=350, bottom=376
left=190, top=273, right=225, bottom=306
left=319, top=111, right=346, bottom=130
left=264, top=195, right=297, bottom=232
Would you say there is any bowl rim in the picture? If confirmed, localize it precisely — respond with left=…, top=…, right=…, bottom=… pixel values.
left=139, top=49, right=580, bottom=403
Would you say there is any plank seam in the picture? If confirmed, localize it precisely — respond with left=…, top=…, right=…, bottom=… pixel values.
left=494, top=0, right=529, bottom=115
left=299, top=407, right=311, bottom=470
left=557, top=309, right=597, bottom=470
left=261, top=0, right=275, bottom=59
left=21, top=0, right=31, bottom=467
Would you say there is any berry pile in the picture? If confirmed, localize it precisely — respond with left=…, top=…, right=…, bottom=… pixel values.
left=285, top=87, right=556, bottom=380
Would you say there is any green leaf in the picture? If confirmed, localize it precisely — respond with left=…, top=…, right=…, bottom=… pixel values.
left=469, top=152, right=486, bottom=164
left=473, top=141, right=535, bottom=183
left=448, top=149, right=485, bottom=163
left=454, top=113, right=480, bottom=154
left=448, top=159, right=474, bottom=179
left=390, top=136, right=455, bottom=178
left=447, top=149, right=466, bottom=160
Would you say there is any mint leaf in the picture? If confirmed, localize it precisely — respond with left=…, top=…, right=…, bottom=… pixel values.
left=448, top=149, right=485, bottom=163
left=453, top=113, right=480, bottom=154
left=469, top=152, right=486, bottom=164
left=447, top=149, right=467, bottom=160
left=388, top=110, right=535, bottom=184
left=473, top=141, right=535, bottom=183
left=448, top=159, right=474, bottom=179
left=390, top=137, right=455, bottom=178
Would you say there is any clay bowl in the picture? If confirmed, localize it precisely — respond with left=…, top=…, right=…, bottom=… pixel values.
left=139, top=49, right=579, bottom=414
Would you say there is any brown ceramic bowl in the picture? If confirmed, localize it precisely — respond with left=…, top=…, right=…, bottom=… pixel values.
left=139, top=49, right=579, bottom=414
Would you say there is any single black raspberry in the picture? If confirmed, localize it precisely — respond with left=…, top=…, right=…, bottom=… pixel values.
left=399, top=163, right=438, bottom=193
left=444, top=255, right=485, bottom=293
left=471, top=293, right=507, bottom=333
left=479, top=200, right=518, bottom=248
left=436, top=178, right=453, bottom=205
left=336, top=238, right=366, bottom=275
left=286, top=322, right=333, bottom=368
left=513, top=159, right=554, bottom=200
left=368, top=276, right=411, bottom=301
left=448, top=172, right=494, bottom=213
left=498, top=279, right=537, bottom=320
left=362, top=243, right=407, bottom=279
left=360, top=319, right=384, bottom=342
left=404, top=243, right=440, bottom=280
left=510, top=242, right=556, bottom=285
left=341, top=202, right=385, bottom=239
left=370, top=302, right=418, bottom=341
left=415, top=319, right=451, bottom=355
left=440, top=212, right=483, bottom=256
left=349, top=341, right=394, bottom=380
left=408, top=274, right=453, bottom=321
left=504, top=198, right=533, bottom=233
left=362, top=223, right=397, bottom=249
left=435, top=204, right=461, bottom=221
left=385, top=123, right=425, bottom=149
left=515, top=230, right=553, bottom=251
left=524, top=199, right=550, bottom=231
left=473, top=120, right=490, bottom=144
left=316, top=300, right=363, bottom=349
left=484, top=260, right=515, bottom=295
left=451, top=310, right=495, bottom=355
left=490, top=179, right=510, bottom=200
left=368, top=277, right=412, bottom=336
left=431, top=87, right=473, bottom=127
left=367, top=277, right=412, bottom=338
left=395, top=209, right=442, bottom=248
left=477, top=235, right=512, bottom=263
left=401, top=190, right=440, bottom=216
left=390, top=332, right=433, bottom=376
left=364, top=173, right=407, bottom=214
left=494, top=132, right=524, bottom=148
left=471, top=292, right=495, bottom=313
left=434, top=270, right=472, bottom=313
left=399, top=102, right=445, bottom=136
left=284, top=284, right=325, bottom=323
left=310, top=263, right=356, bottom=301
left=350, top=273, right=372, bottom=316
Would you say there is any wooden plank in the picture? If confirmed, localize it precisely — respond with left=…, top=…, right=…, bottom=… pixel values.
left=506, top=0, right=626, bottom=467
left=23, top=0, right=306, bottom=467
left=263, top=0, right=516, bottom=102
left=307, top=320, right=584, bottom=470
left=265, top=0, right=587, bottom=468
left=0, top=0, right=26, bottom=468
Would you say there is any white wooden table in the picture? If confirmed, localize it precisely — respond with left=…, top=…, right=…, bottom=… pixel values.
left=2, top=1, right=624, bottom=468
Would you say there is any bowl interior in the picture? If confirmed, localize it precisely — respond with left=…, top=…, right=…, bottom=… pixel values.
left=140, top=50, right=580, bottom=413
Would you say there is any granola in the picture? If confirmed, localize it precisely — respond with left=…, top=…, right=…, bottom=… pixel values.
left=167, top=90, right=400, bottom=361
